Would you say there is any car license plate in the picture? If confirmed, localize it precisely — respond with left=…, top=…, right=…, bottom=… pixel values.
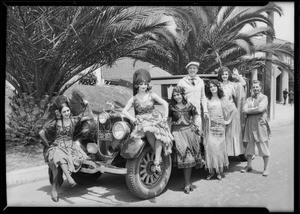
left=98, top=131, right=113, bottom=141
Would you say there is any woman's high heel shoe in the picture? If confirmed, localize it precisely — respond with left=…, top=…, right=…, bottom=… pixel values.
left=51, top=192, right=59, bottom=202
left=189, top=184, right=196, bottom=191
left=183, top=186, right=190, bottom=194
left=206, top=173, right=215, bottom=180
left=51, top=196, right=59, bottom=202
left=153, top=160, right=162, bottom=174
left=69, top=181, right=77, bottom=187
left=67, top=177, right=77, bottom=187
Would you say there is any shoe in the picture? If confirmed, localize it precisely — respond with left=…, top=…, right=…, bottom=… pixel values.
left=155, top=165, right=162, bottom=173
left=68, top=180, right=77, bottom=187
left=51, top=192, right=59, bottom=202
left=241, top=166, right=252, bottom=173
left=189, top=184, right=196, bottom=191
left=70, top=182, right=77, bottom=187
left=206, top=173, right=215, bottom=180
left=262, top=170, right=270, bottom=176
left=51, top=196, right=59, bottom=202
left=153, top=159, right=162, bottom=174
left=183, top=186, right=190, bottom=194
left=216, top=174, right=222, bottom=180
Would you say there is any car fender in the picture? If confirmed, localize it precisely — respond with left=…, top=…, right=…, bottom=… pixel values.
left=120, top=137, right=147, bottom=159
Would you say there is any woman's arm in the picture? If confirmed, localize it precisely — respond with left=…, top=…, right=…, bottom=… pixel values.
left=233, top=68, right=246, bottom=86
left=152, top=93, right=169, bottom=119
left=122, top=97, right=136, bottom=122
left=78, top=100, right=94, bottom=121
left=39, top=129, right=50, bottom=147
left=224, top=106, right=238, bottom=125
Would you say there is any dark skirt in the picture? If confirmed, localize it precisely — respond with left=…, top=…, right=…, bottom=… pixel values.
left=172, top=125, right=203, bottom=169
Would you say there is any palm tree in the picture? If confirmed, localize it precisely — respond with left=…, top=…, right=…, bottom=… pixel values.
left=6, top=6, right=176, bottom=99
left=5, top=6, right=177, bottom=145
left=134, top=5, right=293, bottom=76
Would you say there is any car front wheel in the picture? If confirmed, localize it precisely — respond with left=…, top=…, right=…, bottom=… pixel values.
left=125, top=145, right=172, bottom=199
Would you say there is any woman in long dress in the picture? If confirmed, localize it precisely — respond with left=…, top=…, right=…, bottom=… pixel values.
left=39, top=97, right=93, bottom=202
left=204, top=80, right=238, bottom=180
left=217, top=67, right=246, bottom=157
left=122, top=69, right=173, bottom=173
left=168, top=86, right=204, bottom=194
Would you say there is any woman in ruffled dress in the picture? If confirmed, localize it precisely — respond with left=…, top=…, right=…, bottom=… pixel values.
left=122, top=69, right=173, bottom=173
left=168, top=86, right=204, bottom=194
left=217, top=67, right=246, bottom=158
left=204, top=80, right=238, bottom=180
left=39, top=94, right=93, bottom=202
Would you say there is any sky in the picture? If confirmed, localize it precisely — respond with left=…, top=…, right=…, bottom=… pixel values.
left=274, top=2, right=294, bottom=43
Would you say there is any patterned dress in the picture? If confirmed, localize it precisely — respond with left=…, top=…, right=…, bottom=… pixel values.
left=204, top=98, right=237, bottom=174
left=169, top=102, right=203, bottom=169
left=220, top=81, right=244, bottom=156
left=43, top=117, right=88, bottom=173
left=130, top=92, right=173, bottom=155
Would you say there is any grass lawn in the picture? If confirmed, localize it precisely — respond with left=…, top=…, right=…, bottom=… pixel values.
left=5, top=83, right=133, bottom=172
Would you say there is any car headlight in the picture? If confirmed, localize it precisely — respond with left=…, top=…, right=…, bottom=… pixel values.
left=98, top=112, right=109, bottom=124
left=112, top=121, right=130, bottom=140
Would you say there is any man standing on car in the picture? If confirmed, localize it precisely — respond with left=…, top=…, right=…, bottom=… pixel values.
left=241, top=80, right=271, bottom=176
left=177, top=61, right=209, bottom=135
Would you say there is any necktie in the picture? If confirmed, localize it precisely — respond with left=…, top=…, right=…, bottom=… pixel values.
left=190, top=78, right=195, bottom=86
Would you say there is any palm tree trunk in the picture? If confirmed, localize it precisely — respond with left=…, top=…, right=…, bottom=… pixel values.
left=265, top=3, right=274, bottom=120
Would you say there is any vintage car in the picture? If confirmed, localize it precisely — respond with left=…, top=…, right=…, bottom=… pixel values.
left=71, top=74, right=249, bottom=199
left=71, top=105, right=172, bottom=199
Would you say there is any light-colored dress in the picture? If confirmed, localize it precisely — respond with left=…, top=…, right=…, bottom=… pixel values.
left=130, top=93, right=173, bottom=155
left=233, top=81, right=247, bottom=132
left=204, top=98, right=236, bottom=174
left=169, top=102, right=203, bottom=169
left=177, top=75, right=208, bottom=133
left=43, top=118, right=88, bottom=173
left=220, top=81, right=244, bottom=156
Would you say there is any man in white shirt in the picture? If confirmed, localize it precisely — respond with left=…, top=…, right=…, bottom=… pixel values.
left=177, top=61, right=209, bottom=134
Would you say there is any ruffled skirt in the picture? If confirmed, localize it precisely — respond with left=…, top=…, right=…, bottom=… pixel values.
left=131, top=109, right=173, bottom=155
left=45, top=137, right=88, bottom=173
left=172, top=125, right=203, bottom=169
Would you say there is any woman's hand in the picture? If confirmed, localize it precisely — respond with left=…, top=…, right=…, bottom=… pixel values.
left=204, top=112, right=210, bottom=120
left=132, top=117, right=139, bottom=124
left=191, top=124, right=201, bottom=135
left=162, top=117, right=168, bottom=122
left=233, top=68, right=239, bottom=75
left=223, top=120, right=230, bottom=126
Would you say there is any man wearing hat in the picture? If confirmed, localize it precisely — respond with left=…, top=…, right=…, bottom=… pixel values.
left=177, top=61, right=209, bottom=134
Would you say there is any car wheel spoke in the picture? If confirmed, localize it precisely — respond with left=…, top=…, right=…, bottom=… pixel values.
left=145, top=174, right=150, bottom=184
left=140, top=171, right=147, bottom=180
left=153, top=172, right=159, bottom=179
left=140, top=168, right=146, bottom=174
left=150, top=175, right=154, bottom=184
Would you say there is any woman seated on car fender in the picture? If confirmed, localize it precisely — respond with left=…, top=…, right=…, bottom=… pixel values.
left=122, top=69, right=174, bottom=173
left=39, top=92, right=93, bottom=202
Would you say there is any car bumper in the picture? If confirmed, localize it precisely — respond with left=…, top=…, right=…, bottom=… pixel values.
left=79, top=160, right=127, bottom=175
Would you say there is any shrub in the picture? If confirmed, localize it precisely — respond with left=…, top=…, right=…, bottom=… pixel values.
left=79, top=72, right=98, bottom=86
left=6, top=93, right=49, bottom=146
